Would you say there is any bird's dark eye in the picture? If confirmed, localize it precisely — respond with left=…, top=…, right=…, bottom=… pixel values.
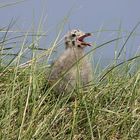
left=71, top=34, right=76, bottom=37
left=77, top=45, right=81, bottom=48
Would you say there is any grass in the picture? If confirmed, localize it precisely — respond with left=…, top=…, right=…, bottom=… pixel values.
left=0, top=3, right=140, bottom=140
left=1, top=57, right=140, bottom=140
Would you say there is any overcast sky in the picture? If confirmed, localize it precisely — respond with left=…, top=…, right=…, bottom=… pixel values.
left=0, top=0, right=140, bottom=64
left=1, top=0, right=140, bottom=29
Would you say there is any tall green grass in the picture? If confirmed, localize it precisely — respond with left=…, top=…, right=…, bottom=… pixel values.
left=0, top=2, right=140, bottom=140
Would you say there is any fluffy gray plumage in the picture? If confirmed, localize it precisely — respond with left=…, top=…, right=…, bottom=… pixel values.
left=47, top=29, right=93, bottom=93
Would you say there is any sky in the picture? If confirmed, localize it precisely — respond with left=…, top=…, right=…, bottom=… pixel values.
left=0, top=0, right=140, bottom=65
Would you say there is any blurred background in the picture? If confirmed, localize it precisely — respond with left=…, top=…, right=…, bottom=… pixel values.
left=0, top=0, right=140, bottom=67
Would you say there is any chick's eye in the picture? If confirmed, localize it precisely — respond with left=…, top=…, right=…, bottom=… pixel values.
left=71, top=34, right=76, bottom=37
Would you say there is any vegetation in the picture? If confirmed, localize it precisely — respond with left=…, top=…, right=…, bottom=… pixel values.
left=0, top=2, right=140, bottom=140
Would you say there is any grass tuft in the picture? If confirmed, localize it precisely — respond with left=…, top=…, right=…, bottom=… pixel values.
left=0, top=9, right=140, bottom=139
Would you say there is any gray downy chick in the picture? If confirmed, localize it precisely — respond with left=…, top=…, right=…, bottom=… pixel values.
left=48, top=29, right=93, bottom=93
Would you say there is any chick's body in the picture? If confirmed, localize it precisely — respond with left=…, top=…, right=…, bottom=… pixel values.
left=48, top=29, right=93, bottom=93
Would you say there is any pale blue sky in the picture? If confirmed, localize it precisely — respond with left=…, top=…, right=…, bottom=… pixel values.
left=1, top=0, right=140, bottom=29
left=0, top=0, right=140, bottom=64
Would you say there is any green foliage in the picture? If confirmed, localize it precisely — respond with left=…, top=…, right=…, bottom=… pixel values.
left=0, top=3, right=140, bottom=139
left=0, top=59, right=140, bottom=140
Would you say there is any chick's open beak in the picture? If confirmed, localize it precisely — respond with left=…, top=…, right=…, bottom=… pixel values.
left=78, top=33, right=92, bottom=46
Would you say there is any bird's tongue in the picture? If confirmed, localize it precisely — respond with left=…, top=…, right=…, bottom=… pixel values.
left=78, top=33, right=92, bottom=46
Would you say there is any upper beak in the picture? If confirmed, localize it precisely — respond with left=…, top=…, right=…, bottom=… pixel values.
left=85, top=33, right=93, bottom=37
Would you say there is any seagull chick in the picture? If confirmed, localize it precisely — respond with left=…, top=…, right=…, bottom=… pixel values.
left=48, top=29, right=93, bottom=93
